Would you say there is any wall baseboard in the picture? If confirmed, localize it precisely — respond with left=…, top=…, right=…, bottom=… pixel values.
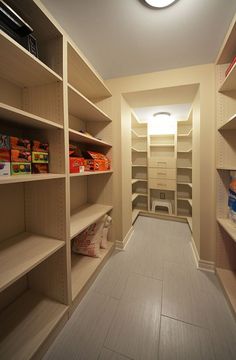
left=190, top=237, right=215, bottom=273
left=116, top=226, right=134, bottom=250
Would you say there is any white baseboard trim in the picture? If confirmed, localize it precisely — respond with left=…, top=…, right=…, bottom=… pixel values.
left=116, top=226, right=134, bottom=250
left=190, top=238, right=215, bottom=273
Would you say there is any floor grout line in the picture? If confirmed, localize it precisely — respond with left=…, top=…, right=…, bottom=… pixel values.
left=160, top=314, right=210, bottom=331
left=102, top=346, right=134, bottom=360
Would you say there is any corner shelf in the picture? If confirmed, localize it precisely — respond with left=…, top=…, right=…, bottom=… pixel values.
left=150, top=144, right=174, bottom=147
left=131, top=147, right=147, bottom=153
left=68, top=84, right=111, bottom=122
left=71, top=242, right=114, bottom=301
left=178, top=129, right=192, bottom=137
left=132, top=193, right=148, bottom=202
left=0, top=30, right=62, bottom=87
left=177, top=148, right=192, bottom=153
left=132, top=164, right=147, bottom=167
left=69, top=128, right=112, bottom=147
left=132, top=178, right=148, bottom=184
left=70, top=204, right=113, bottom=239
left=0, top=232, right=64, bottom=292
left=0, top=103, right=63, bottom=130
left=0, top=290, right=68, bottom=360
left=131, top=129, right=146, bottom=138
left=177, top=182, right=192, bottom=188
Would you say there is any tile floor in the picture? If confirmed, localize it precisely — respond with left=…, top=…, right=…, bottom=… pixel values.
left=43, top=216, right=236, bottom=360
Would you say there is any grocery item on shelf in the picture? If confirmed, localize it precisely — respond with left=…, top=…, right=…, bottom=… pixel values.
left=0, top=162, right=10, bottom=176
left=11, top=162, right=31, bottom=175
left=10, top=136, right=31, bottom=175
left=32, top=140, right=49, bottom=173
left=83, top=151, right=110, bottom=171
left=69, top=144, right=85, bottom=173
left=10, top=136, right=31, bottom=151
left=72, top=220, right=104, bottom=258
left=0, top=136, right=10, bottom=175
left=225, top=56, right=236, bottom=77
left=228, top=171, right=236, bottom=224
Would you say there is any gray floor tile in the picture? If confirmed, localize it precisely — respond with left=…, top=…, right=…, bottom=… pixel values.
left=159, top=316, right=215, bottom=360
left=99, top=348, right=131, bottom=360
left=44, top=292, right=118, bottom=360
left=105, top=273, right=162, bottom=360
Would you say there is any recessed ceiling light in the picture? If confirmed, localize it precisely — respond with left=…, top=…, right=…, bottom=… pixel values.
left=143, top=0, right=177, bottom=8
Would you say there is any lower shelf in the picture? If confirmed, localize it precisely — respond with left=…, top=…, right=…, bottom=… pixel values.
left=187, top=217, right=192, bottom=232
left=0, top=290, right=68, bottom=360
left=71, top=242, right=114, bottom=301
left=216, top=268, right=236, bottom=314
left=217, top=218, right=236, bottom=242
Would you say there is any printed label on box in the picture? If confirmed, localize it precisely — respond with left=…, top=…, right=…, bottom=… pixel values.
left=0, top=162, right=10, bottom=176
left=32, top=152, right=49, bottom=163
left=11, top=163, right=31, bottom=175
left=0, top=134, right=10, bottom=150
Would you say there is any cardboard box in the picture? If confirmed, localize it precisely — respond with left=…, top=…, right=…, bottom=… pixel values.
left=11, top=163, right=31, bottom=175
left=70, top=157, right=85, bottom=173
left=32, top=140, right=49, bottom=153
left=11, top=149, right=31, bottom=163
left=0, top=149, right=10, bottom=162
left=32, top=151, right=49, bottom=163
left=0, top=134, right=10, bottom=150
left=32, top=163, right=49, bottom=174
left=83, top=151, right=110, bottom=171
left=0, top=162, right=10, bottom=176
left=10, top=136, right=31, bottom=151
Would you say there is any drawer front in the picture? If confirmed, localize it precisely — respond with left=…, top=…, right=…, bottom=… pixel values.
left=149, top=157, right=176, bottom=169
left=149, top=168, right=176, bottom=180
left=149, top=178, right=176, bottom=190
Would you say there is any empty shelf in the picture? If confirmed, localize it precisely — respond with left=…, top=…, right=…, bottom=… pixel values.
left=177, top=182, right=192, bottom=188
left=132, top=209, right=140, bottom=224
left=0, top=290, right=68, bottom=360
left=217, top=218, right=236, bottom=242
left=131, top=147, right=147, bottom=152
left=0, top=103, right=63, bottom=130
left=70, top=204, right=113, bottom=239
left=132, top=193, right=148, bottom=202
left=132, top=164, right=147, bottom=167
left=0, top=232, right=64, bottom=292
left=69, top=128, right=111, bottom=146
left=219, top=62, right=236, bottom=92
left=187, top=217, right=192, bottom=232
left=216, top=268, right=236, bottom=313
left=132, top=178, right=148, bottom=184
left=70, top=170, right=113, bottom=177
left=0, top=173, right=65, bottom=185
left=71, top=242, right=114, bottom=300
left=150, top=144, right=174, bottom=147
left=218, top=114, right=236, bottom=130
left=178, top=129, right=192, bottom=137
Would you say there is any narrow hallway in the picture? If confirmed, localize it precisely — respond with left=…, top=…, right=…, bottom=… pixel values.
left=44, top=216, right=236, bottom=360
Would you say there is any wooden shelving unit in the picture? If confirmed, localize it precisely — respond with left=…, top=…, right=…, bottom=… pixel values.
left=215, top=15, right=236, bottom=314
left=131, top=112, right=148, bottom=222
left=0, top=0, right=113, bottom=358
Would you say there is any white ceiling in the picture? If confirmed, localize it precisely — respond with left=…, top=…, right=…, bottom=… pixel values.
left=41, top=0, right=236, bottom=80
left=134, top=103, right=191, bottom=123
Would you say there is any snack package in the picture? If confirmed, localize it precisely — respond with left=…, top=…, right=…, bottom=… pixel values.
left=0, top=134, right=10, bottom=150
left=11, top=163, right=31, bottom=175
left=0, top=162, right=10, bottom=176
left=0, top=149, right=10, bottom=162
left=10, top=137, right=31, bottom=151
left=32, top=152, right=49, bottom=163
left=11, top=149, right=31, bottom=163
left=32, top=163, right=49, bottom=174
left=31, top=140, right=49, bottom=153
left=82, top=151, right=110, bottom=171
left=69, top=144, right=85, bottom=173
left=72, top=221, right=104, bottom=258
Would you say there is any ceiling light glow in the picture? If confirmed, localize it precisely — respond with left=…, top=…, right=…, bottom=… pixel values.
left=144, top=0, right=177, bottom=8
left=149, top=112, right=177, bottom=135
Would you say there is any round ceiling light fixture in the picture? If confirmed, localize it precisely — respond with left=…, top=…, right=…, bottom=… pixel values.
left=143, top=0, right=178, bottom=8
left=153, top=111, right=171, bottom=119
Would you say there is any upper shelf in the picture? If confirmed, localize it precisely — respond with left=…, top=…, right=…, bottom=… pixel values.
left=68, top=84, right=111, bottom=122
left=216, top=15, right=236, bottom=64
left=218, top=114, right=236, bottom=131
left=69, top=128, right=112, bottom=147
left=131, top=129, right=146, bottom=139
left=217, top=218, right=236, bottom=243
left=219, top=62, right=236, bottom=92
left=0, top=30, right=62, bottom=87
left=0, top=103, right=63, bottom=130
left=178, top=129, right=192, bottom=137
left=67, top=42, right=111, bottom=101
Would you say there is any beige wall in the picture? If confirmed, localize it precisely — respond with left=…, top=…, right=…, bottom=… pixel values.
left=106, top=63, right=216, bottom=263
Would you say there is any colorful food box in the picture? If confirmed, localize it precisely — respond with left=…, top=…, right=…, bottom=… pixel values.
left=11, top=163, right=31, bottom=175
left=0, top=162, right=10, bottom=176
left=11, top=149, right=31, bottom=163
left=32, top=152, right=49, bottom=163
left=10, top=137, right=31, bottom=151
left=69, top=157, right=85, bottom=173
left=31, top=140, right=49, bottom=153
left=0, top=149, right=10, bottom=162
left=83, top=151, right=110, bottom=171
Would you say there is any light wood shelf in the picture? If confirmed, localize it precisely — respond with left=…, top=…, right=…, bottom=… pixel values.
left=0, top=290, right=68, bottom=360
left=131, top=147, right=147, bottom=152
left=0, top=103, right=63, bottom=130
left=70, top=204, right=113, bottom=239
left=68, top=42, right=111, bottom=101
left=217, top=218, right=236, bottom=242
left=132, top=192, right=148, bottom=202
left=177, top=198, right=192, bottom=206
left=177, top=166, right=192, bottom=169
left=132, top=164, right=147, bottom=167
left=216, top=268, right=236, bottom=313
left=0, top=174, right=65, bottom=185
left=178, top=129, right=192, bottom=137
left=219, top=62, right=236, bottom=92
left=70, top=170, right=113, bottom=177
left=177, top=182, right=192, bottom=188
left=177, top=148, right=192, bottom=153
left=69, top=128, right=112, bottom=147
left=0, top=30, right=62, bottom=87
left=216, top=166, right=236, bottom=171
left=71, top=242, right=114, bottom=300
left=131, top=129, right=146, bottom=138
left=150, top=144, right=174, bottom=147
left=132, top=178, right=148, bottom=184
left=218, top=114, right=236, bottom=130
left=0, top=232, right=64, bottom=292
left=68, top=84, right=111, bottom=122
left=132, top=208, right=140, bottom=224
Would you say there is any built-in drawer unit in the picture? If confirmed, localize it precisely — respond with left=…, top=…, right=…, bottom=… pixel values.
left=149, top=157, right=176, bottom=169
left=149, top=178, right=176, bottom=191
left=149, top=168, right=176, bottom=180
